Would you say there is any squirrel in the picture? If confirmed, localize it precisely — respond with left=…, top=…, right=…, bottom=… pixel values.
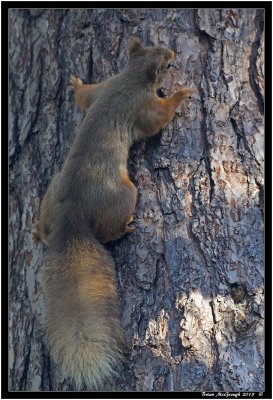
left=34, top=37, right=195, bottom=390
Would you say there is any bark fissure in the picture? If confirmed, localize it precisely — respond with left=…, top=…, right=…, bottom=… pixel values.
left=230, top=113, right=261, bottom=167
left=23, top=54, right=44, bottom=145
left=248, top=9, right=264, bottom=115
left=230, top=114, right=246, bottom=165
left=54, top=11, right=69, bottom=164
left=209, top=300, right=217, bottom=325
left=199, top=88, right=215, bottom=203
left=254, top=177, right=264, bottom=216
left=194, top=15, right=216, bottom=204
left=187, top=217, right=210, bottom=273
left=209, top=328, right=224, bottom=391
left=9, top=113, right=21, bottom=167
left=19, top=343, right=31, bottom=390
left=220, top=38, right=230, bottom=92
left=87, top=47, right=94, bottom=83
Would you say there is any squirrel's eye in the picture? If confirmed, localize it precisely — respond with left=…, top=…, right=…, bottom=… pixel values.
left=167, top=63, right=171, bottom=69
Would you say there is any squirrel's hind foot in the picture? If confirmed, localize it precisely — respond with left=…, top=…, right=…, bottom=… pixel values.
left=32, top=220, right=49, bottom=246
left=125, top=215, right=135, bottom=234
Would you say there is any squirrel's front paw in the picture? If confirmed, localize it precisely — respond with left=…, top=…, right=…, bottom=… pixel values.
left=69, top=75, right=83, bottom=91
left=181, top=87, right=196, bottom=97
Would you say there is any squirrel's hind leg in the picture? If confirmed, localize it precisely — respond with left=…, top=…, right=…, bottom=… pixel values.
left=96, top=174, right=137, bottom=243
left=120, top=173, right=137, bottom=235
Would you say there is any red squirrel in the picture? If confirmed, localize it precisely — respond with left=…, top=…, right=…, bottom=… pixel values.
left=34, top=37, right=195, bottom=389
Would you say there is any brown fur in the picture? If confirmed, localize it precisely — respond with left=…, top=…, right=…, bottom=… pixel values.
left=69, top=76, right=106, bottom=111
left=36, top=37, right=195, bottom=389
left=43, top=238, right=124, bottom=390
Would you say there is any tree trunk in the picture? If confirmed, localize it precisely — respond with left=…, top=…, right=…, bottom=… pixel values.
left=9, top=8, right=264, bottom=392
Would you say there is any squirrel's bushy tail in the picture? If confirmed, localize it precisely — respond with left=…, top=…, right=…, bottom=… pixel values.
left=42, top=230, right=124, bottom=390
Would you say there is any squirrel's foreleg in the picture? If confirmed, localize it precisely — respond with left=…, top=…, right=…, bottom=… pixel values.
left=69, top=76, right=105, bottom=111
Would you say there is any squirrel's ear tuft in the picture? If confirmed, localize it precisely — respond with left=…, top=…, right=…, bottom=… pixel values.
left=127, top=37, right=142, bottom=55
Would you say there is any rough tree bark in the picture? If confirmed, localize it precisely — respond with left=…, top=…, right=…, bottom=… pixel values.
left=9, top=8, right=264, bottom=392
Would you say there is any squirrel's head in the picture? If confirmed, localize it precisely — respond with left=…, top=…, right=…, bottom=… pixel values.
left=127, top=37, right=174, bottom=87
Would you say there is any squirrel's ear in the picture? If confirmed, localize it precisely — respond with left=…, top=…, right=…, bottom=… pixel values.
left=127, top=37, right=142, bottom=55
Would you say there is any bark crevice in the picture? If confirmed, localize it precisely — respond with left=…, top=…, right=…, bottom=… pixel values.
left=248, top=9, right=264, bottom=115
